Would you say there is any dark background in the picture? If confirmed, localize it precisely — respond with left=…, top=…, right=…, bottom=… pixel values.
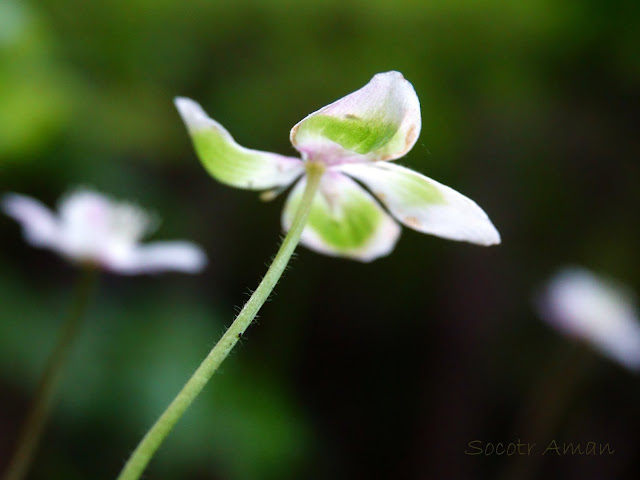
left=1, top=0, right=639, bottom=479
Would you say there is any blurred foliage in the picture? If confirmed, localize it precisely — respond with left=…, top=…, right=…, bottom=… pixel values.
left=0, top=267, right=311, bottom=480
left=1, top=0, right=639, bottom=479
left=0, top=1, right=73, bottom=159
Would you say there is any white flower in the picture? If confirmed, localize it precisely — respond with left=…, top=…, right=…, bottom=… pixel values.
left=175, top=71, right=500, bottom=262
left=2, top=189, right=207, bottom=275
left=538, top=267, right=640, bottom=371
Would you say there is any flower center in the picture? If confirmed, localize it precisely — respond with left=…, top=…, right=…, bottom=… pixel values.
left=304, top=160, right=326, bottom=177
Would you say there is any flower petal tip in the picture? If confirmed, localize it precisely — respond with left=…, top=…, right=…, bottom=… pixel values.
left=374, top=70, right=406, bottom=83
left=2, top=193, right=58, bottom=248
left=539, top=267, right=640, bottom=371
left=176, top=246, right=208, bottom=274
left=174, top=97, right=214, bottom=132
left=2, top=192, right=28, bottom=215
left=162, top=243, right=208, bottom=274
left=454, top=217, right=501, bottom=247
left=187, top=246, right=208, bottom=272
left=478, top=223, right=501, bottom=246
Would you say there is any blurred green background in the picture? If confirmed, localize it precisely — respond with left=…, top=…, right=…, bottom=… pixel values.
left=1, top=0, right=639, bottom=479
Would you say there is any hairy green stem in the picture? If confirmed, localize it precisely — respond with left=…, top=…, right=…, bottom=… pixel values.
left=116, top=164, right=325, bottom=480
left=3, top=268, right=98, bottom=480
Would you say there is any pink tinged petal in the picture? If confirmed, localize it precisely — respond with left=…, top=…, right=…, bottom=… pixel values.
left=56, top=190, right=113, bottom=259
left=174, top=97, right=304, bottom=190
left=337, top=162, right=501, bottom=246
left=282, top=173, right=401, bottom=262
left=105, top=241, right=208, bottom=275
left=290, top=71, right=421, bottom=165
left=538, top=268, right=640, bottom=371
left=2, top=193, right=59, bottom=248
left=55, top=190, right=153, bottom=262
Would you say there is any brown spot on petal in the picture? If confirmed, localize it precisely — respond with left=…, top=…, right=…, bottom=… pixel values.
left=375, top=192, right=387, bottom=202
left=345, top=114, right=359, bottom=120
left=404, top=216, right=421, bottom=228
left=405, top=125, right=417, bottom=150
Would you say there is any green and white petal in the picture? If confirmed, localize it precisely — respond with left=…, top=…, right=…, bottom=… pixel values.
left=290, top=71, right=420, bottom=165
left=175, top=97, right=304, bottom=190
left=282, top=172, right=401, bottom=262
left=338, top=162, right=501, bottom=246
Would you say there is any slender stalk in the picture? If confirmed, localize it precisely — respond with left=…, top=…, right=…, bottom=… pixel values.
left=3, top=268, right=98, bottom=480
left=116, top=163, right=325, bottom=480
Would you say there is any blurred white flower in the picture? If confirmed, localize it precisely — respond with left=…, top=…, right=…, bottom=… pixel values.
left=538, top=267, right=640, bottom=371
left=2, top=189, right=207, bottom=275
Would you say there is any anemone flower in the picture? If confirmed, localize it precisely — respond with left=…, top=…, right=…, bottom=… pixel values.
left=116, top=72, right=501, bottom=480
left=175, top=71, right=499, bottom=262
left=3, top=189, right=207, bottom=274
left=2, top=188, right=206, bottom=480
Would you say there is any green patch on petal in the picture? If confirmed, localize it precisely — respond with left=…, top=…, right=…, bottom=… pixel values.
left=392, top=168, right=445, bottom=206
left=290, top=72, right=421, bottom=162
left=308, top=193, right=382, bottom=250
left=175, top=97, right=303, bottom=190
left=338, top=162, right=446, bottom=210
left=337, top=162, right=501, bottom=246
left=298, top=114, right=398, bottom=155
left=188, top=128, right=302, bottom=190
left=283, top=173, right=400, bottom=261
left=192, top=130, right=259, bottom=187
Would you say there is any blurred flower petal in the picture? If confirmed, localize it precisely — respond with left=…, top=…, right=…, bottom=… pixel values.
left=108, top=241, right=208, bottom=275
left=2, top=193, right=59, bottom=248
left=54, top=189, right=155, bottom=261
left=538, top=267, right=640, bottom=371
